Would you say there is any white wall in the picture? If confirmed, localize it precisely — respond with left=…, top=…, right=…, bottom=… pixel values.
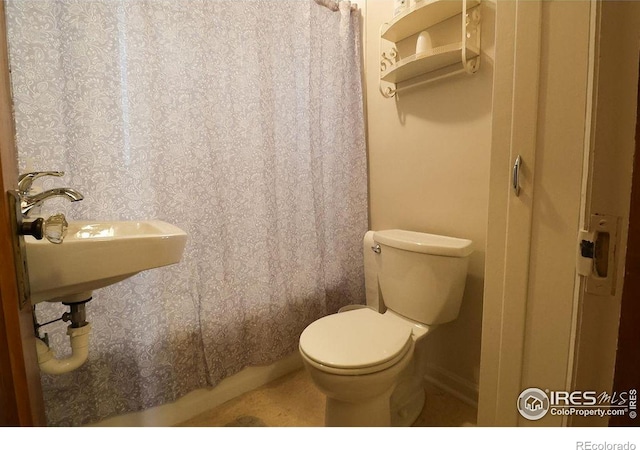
left=363, top=0, right=496, bottom=402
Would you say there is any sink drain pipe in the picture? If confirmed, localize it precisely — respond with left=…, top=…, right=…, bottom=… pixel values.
left=35, top=301, right=92, bottom=375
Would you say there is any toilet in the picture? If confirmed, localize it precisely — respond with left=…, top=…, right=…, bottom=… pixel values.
left=298, top=229, right=473, bottom=427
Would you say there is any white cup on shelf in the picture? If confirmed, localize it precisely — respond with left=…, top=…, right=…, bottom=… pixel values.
left=416, top=30, right=432, bottom=54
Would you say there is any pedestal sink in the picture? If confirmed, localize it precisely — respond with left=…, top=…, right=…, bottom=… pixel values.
left=25, top=220, right=188, bottom=304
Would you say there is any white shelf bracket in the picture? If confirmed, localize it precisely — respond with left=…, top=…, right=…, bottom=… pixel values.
left=379, top=23, right=398, bottom=98
left=461, top=0, right=481, bottom=74
left=379, top=48, right=398, bottom=98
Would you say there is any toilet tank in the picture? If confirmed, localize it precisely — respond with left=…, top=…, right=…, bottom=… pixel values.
left=373, top=230, right=473, bottom=325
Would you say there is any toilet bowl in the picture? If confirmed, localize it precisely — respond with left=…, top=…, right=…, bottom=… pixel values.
left=299, top=229, right=473, bottom=427
left=299, top=307, right=431, bottom=426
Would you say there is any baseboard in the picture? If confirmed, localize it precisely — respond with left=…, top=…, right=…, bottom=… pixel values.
left=423, top=364, right=479, bottom=408
left=89, top=351, right=304, bottom=427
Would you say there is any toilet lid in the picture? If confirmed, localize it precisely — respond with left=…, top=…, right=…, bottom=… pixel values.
left=299, top=308, right=412, bottom=370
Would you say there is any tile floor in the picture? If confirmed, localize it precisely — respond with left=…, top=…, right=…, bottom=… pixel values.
left=177, top=368, right=477, bottom=427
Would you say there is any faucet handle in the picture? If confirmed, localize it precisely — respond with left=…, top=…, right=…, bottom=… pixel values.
left=19, top=213, right=68, bottom=244
left=18, top=171, right=65, bottom=194
left=43, top=213, right=68, bottom=244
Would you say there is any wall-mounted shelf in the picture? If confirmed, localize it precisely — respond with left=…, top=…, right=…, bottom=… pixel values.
left=381, top=0, right=480, bottom=42
left=381, top=42, right=480, bottom=84
left=379, top=0, right=482, bottom=98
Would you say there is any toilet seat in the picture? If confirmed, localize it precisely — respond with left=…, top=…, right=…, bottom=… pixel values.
left=299, top=308, right=413, bottom=375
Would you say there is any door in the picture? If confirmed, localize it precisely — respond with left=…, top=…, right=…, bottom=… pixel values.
left=608, top=63, right=640, bottom=427
left=0, top=2, right=46, bottom=426
left=569, top=0, right=640, bottom=428
left=478, top=0, right=595, bottom=426
left=478, top=0, right=640, bottom=426
left=476, top=0, right=543, bottom=426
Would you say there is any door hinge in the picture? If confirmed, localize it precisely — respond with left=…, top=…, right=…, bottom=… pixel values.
left=576, top=214, right=620, bottom=296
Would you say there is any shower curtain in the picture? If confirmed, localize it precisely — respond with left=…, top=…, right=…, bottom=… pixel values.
left=5, top=0, right=367, bottom=426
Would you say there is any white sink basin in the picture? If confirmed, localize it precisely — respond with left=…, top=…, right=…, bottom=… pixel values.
left=25, top=220, right=188, bottom=304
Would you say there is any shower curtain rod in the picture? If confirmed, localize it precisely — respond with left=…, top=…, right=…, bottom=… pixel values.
left=313, top=0, right=358, bottom=12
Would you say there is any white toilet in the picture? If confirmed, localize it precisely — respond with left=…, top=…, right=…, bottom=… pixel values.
left=298, top=229, right=473, bottom=427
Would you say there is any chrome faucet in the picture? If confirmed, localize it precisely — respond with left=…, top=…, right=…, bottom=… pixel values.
left=18, top=171, right=84, bottom=217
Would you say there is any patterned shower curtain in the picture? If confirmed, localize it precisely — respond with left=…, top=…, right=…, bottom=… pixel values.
left=5, top=0, right=367, bottom=426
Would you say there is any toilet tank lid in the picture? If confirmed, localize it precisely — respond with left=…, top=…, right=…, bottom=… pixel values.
left=374, top=229, right=473, bottom=257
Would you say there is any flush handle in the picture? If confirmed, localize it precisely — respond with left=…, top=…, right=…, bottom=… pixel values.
left=371, top=244, right=381, bottom=254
